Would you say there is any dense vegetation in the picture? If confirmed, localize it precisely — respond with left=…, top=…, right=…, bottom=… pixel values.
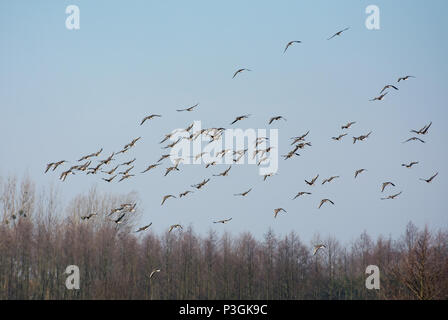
left=1, top=176, right=447, bottom=300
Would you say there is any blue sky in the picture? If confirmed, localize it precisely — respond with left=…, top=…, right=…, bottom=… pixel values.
left=1, top=0, right=447, bottom=242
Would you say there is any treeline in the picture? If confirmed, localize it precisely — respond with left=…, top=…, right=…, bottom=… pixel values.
left=0, top=175, right=447, bottom=300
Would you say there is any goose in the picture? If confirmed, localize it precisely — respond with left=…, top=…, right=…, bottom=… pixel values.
left=205, top=161, right=217, bottom=168
left=87, top=163, right=103, bottom=175
left=164, top=165, right=180, bottom=176
left=177, top=103, right=199, bottom=112
left=283, top=40, right=301, bottom=53
left=380, top=85, right=399, bottom=94
left=194, top=152, right=207, bottom=161
left=290, top=130, right=310, bottom=143
left=191, top=178, right=210, bottom=189
left=420, top=172, right=438, bottom=183
left=160, top=133, right=175, bottom=144
left=142, top=163, right=160, bottom=173
left=119, top=166, right=134, bottom=176
left=113, top=212, right=126, bottom=224
left=268, top=116, right=287, bottom=124
left=51, top=160, right=67, bottom=171
left=313, top=244, right=326, bottom=255
left=102, top=165, right=119, bottom=175
left=341, top=122, right=356, bottom=130
left=45, top=162, right=55, bottom=173
left=305, top=174, right=319, bottom=186
left=332, top=133, right=347, bottom=141
left=179, top=190, right=194, bottom=198
left=257, top=156, right=268, bottom=166
left=78, top=148, right=103, bottom=162
left=118, top=173, right=135, bottom=182
left=232, top=68, right=251, bottom=79
left=381, top=191, right=402, bottom=200
left=234, top=188, right=252, bottom=197
left=216, top=149, right=232, bottom=158
left=411, top=121, right=432, bottom=135
left=102, top=175, right=117, bottom=183
left=136, top=223, right=152, bottom=233
left=168, top=224, right=183, bottom=232
left=163, top=138, right=181, bottom=149
left=292, top=191, right=311, bottom=200
left=100, top=152, right=115, bottom=165
left=353, top=132, right=372, bottom=144
left=116, top=147, right=130, bottom=155
left=354, top=169, right=367, bottom=178
left=140, top=114, right=161, bottom=126
left=149, top=268, right=161, bottom=279
left=327, top=27, right=349, bottom=40
left=161, top=194, right=176, bottom=205
left=381, top=181, right=396, bottom=192
left=157, top=154, right=170, bottom=163
left=397, top=75, right=415, bottom=82
left=402, top=162, right=418, bottom=168
left=184, top=123, right=194, bottom=132
left=282, top=151, right=300, bottom=160
left=263, top=173, right=275, bottom=181
left=318, top=199, right=335, bottom=209
left=322, top=176, right=340, bottom=185
left=370, top=92, right=388, bottom=101
left=213, top=166, right=231, bottom=177
left=81, top=213, right=97, bottom=220
left=213, top=218, right=232, bottom=224
left=402, top=137, right=425, bottom=144
left=121, top=158, right=136, bottom=166
left=230, top=114, right=250, bottom=125
left=273, top=208, right=287, bottom=218
left=60, top=169, right=75, bottom=182
left=126, top=137, right=141, bottom=149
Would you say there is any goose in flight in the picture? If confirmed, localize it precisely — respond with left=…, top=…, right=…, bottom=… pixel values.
left=142, top=163, right=160, bottom=173
left=157, top=154, right=170, bottom=163
left=213, top=218, right=232, bottom=224
left=163, top=138, right=182, bottom=149
left=213, top=166, right=232, bottom=177
left=305, top=174, right=319, bottom=186
left=103, top=165, right=119, bottom=175
left=402, top=137, right=425, bottom=144
left=87, top=163, right=103, bottom=175
left=292, top=191, right=311, bottom=200
left=121, top=158, right=136, bottom=166
left=46, top=160, right=67, bottom=173
left=318, top=199, right=335, bottom=209
left=191, top=178, right=210, bottom=189
left=99, top=152, right=115, bottom=165
left=380, top=85, right=398, bottom=94
left=290, top=130, right=310, bottom=143
left=164, top=165, right=180, bottom=177
left=113, top=212, right=126, bottom=224
left=381, top=181, right=396, bottom=192
left=149, top=268, right=161, bottom=279
left=282, top=150, right=300, bottom=160
left=322, top=176, right=340, bottom=185
left=179, top=190, right=194, bottom=198
left=402, top=162, right=419, bottom=168
left=354, top=169, right=367, bottom=178
left=60, top=169, right=75, bottom=182
left=136, top=223, right=152, bottom=233
left=398, top=75, right=415, bottom=82
left=263, top=173, right=276, bottom=181
left=177, top=103, right=199, bottom=112
left=124, top=137, right=141, bottom=150
left=78, top=148, right=103, bottom=162
left=119, top=166, right=134, bottom=176
left=232, top=68, right=251, bottom=78
left=102, top=175, right=117, bottom=183
left=381, top=191, right=402, bottom=200
left=140, top=114, right=161, bottom=126
left=81, top=213, right=97, bottom=220
left=353, top=132, right=372, bottom=144
left=161, top=194, right=176, bottom=205
left=420, top=172, right=438, bottom=183
left=230, top=114, right=250, bottom=125
left=268, top=116, right=287, bottom=124
left=168, top=224, right=183, bottom=233
left=205, top=161, right=217, bottom=168
left=332, top=133, right=347, bottom=141
left=341, top=121, right=356, bottom=130
left=327, top=27, right=349, bottom=40
left=234, top=188, right=252, bottom=197
left=160, top=133, right=175, bottom=144
left=257, top=156, right=269, bottom=166
left=118, top=173, right=135, bottom=182
left=411, top=121, right=432, bottom=135
left=313, top=244, right=326, bottom=255
left=273, top=208, right=287, bottom=218
left=370, top=92, right=388, bottom=101
left=45, top=162, right=56, bottom=173
left=283, top=40, right=301, bottom=53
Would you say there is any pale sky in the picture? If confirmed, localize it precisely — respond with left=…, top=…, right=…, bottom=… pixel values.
left=1, top=0, right=447, bottom=242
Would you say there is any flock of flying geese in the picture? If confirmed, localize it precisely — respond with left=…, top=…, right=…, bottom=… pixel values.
left=43, top=27, right=439, bottom=259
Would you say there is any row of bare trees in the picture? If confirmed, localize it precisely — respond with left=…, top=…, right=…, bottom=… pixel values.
left=0, top=175, right=447, bottom=299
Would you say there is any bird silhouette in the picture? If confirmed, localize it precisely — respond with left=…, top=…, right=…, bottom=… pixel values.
left=283, top=40, right=301, bottom=53
left=140, top=114, right=161, bottom=126
left=327, top=27, right=349, bottom=40
left=232, top=68, right=251, bottom=78
left=420, top=172, right=438, bottom=183
left=318, top=199, right=335, bottom=209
